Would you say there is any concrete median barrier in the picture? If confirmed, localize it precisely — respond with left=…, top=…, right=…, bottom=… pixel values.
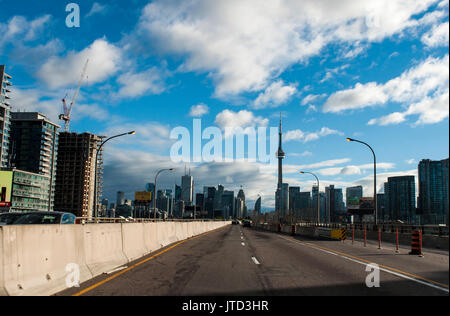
left=0, top=228, right=6, bottom=296
left=0, top=221, right=230, bottom=296
left=1, top=225, right=91, bottom=296
left=121, top=223, right=148, bottom=262
left=83, top=224, right=128, bottom=277
left=143, top=222, right=160, bottom=253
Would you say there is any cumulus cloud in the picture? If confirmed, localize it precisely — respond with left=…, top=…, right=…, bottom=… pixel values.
left=189, top=103, right=209, bottom=117
left=215, top=110, right=269, bottom=134
left=422, top=22, right=449, bottom=47
left=301, top=94, right=327, bottom=106
left=325, top=54, right=449, bottom=126
left=38, top=38, right=122, bottom=89
left=116, top=67, right=166, bottom=98
left=252, top=80, right=298, bottom=109
left=285, top=127, right=343, bottom=143
left=0, top=15, right=51, bottom=46
left=135, top=0, right=438, bottom=98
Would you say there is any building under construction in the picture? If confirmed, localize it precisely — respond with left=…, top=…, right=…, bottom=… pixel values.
left=54, top=132, right=104, bottom=218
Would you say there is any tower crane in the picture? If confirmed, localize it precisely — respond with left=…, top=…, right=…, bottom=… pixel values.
left=59, top=59, right=89, bottom=132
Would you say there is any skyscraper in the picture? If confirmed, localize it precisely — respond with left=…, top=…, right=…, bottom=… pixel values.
left=10, top=112, right=60, bottom=211
left=385, top=176, right=416, bottom=222
left=181, top=168, right=193, bottom=205
left=346, top=186, right=363, bottom=206
left=0, top=65, right=12, bottom=168
left=117, top=191, right=125, bottom=206
left=254, top=196, right=261, bottom=215
left=222, top=190, right=234, bottom=219
left=325, top=185, right=345, bottom=222
left=418, top=158, right=449, bottom=224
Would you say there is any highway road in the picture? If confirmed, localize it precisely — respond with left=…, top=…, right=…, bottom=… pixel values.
left=58, top=224, right=449, bottom=296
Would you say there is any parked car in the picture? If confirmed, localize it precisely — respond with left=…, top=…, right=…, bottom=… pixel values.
left=0, top=213, right=24, bottom=226
left=0, top=211, right=76, bottom=225
left=232, top=220, right=239, bottom=225
left=242, top=220, right=252, bottom=227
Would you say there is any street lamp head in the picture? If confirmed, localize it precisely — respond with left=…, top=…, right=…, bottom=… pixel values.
left=346, top=137, right=354, bottom=142
left=129, top=131, right=136, bottom=135
left=169, top=168, right=175, bottom=171
left=299, top=171, right=305, bottom=174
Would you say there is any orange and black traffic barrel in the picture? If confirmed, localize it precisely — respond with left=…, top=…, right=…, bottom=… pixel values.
left=409, top=230, right=423, bottom=256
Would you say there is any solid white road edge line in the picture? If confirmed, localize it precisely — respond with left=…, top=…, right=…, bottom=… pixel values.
left=278, top=235, right=449, bottom=294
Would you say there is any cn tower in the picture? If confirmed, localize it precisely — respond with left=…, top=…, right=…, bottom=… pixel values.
left=276, top=114, right=285, bottom=214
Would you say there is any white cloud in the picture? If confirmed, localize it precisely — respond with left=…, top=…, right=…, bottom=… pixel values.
left=301, top=93, right=327, bottom=106
left=86, top=2, right=108, bottom=18
left=11, top=87, right=108, bottom=124
left=325, top=54, right=449, bottom=126
left=422, top=22, right=449, bottom=47
left=38, top=38, right=122, bottom=89
left=116, top=68, right=165, bottom=98
left=135, top=0, right=438, bottom=98
left=189, top=103, right=209, bottom=117
left=406, top=159, right=416, bottom=165
left=0, top=15, right=51, bottom=49
left=252, top=80, right=297, bottom=109
left=323, top=82, right=388, bottom=113
left=285, top=127, right=343, bottom=143
left=215, top=110, right=269, bottom=134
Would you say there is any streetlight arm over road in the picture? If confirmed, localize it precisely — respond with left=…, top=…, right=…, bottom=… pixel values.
left=346, top=137, right=378, bottom=225
left=153, top=168, right=175, bottom=220
left=94, top=131, right=136, bottom=218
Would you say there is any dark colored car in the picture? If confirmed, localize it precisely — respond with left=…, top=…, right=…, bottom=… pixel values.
left=0, top=213, right=24, bottom=226
left=0, top=212, right=76, bottom=225
left=242, top=220, right=251, bottom=227
left=232, top=220, right=239, bottom=225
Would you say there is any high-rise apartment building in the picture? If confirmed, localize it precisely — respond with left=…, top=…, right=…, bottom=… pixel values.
left=0, top=65, right=12, bottom=168
left=385, top=176, right=416, bottom=222
left=10, top=112, right=59, bottom=211
left=54, top=132, right=103, bottom=217
left=418, top=158, right=449, bottom=224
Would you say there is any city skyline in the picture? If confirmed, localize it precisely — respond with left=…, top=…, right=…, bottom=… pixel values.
left=0, top=0, right=448, bottom=209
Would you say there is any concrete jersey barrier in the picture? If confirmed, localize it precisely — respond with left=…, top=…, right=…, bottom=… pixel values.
left=0, top=221, right=230, bottom=296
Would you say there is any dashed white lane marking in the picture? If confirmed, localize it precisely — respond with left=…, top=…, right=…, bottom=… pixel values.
left=241, top=242, right=245, bottom=246
left=241, top=236, right=244, bottom=240
left=278, top=235, right=449, bottom=294
left=252, top=257, right=260, bottom=265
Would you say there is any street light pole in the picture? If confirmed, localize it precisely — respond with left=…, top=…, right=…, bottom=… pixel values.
left=153, top=168, right=175, bottom=220
left=299, top=171, right=320, bottom=224
left=94, top=131, right=136, bottom=218
left=347, top=138, right=377, bottom=225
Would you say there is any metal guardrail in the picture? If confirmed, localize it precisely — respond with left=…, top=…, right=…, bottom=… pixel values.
left=74, top=217, right=227, bottom=224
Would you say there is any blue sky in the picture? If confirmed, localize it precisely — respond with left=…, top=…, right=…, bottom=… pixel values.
left=1, top=0, right=449, bottom=209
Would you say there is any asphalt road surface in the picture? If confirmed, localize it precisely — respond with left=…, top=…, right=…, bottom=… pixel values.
left=58, top=224, right=449, bottom=296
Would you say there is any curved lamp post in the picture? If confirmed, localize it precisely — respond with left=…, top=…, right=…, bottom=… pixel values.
left=299, top=171, right=320, bottom=224
left=94, top=131, right=136, bottom=218
left=153, top=168, right=175, bottom=220
left=346, top=137, right=377, bottom=225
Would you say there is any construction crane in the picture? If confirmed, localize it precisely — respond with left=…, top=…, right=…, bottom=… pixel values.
left=59, top=59, right=89, bottom=132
